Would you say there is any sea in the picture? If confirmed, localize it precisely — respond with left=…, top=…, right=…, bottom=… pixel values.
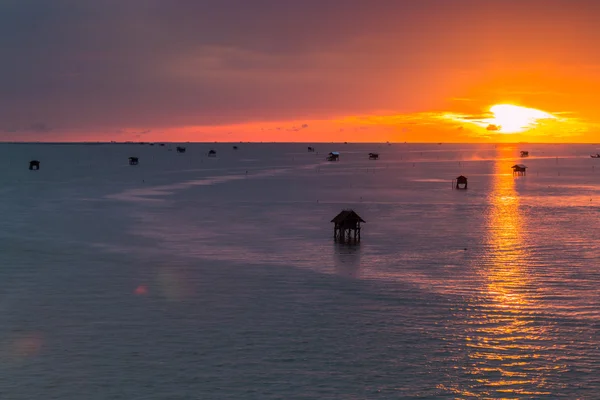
left=1, top=142, right=600, bottom=399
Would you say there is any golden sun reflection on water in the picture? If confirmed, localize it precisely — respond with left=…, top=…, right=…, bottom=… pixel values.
left=462, top=147, right=564, bottom=397
left=485, top=154, right=528, bottom=311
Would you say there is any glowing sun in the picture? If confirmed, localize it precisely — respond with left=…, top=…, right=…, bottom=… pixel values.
left=485, top=104, right=556, bottom=133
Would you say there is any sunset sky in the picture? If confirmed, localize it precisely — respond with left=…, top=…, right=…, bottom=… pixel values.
left=2, top=0, right=600, bottom=142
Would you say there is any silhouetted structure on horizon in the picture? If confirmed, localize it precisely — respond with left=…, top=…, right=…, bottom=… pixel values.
left=308, top=146, right=315, bottom=152
left=454, top=175, right=468, bottom=189
left=331, top=209, right=365, bottom=243
left=29, top=160, right=40, bottom=170
left=368, top=153, right=379, bottom=160
left=327, top=152, right=340, bottom=161
left=512, top=164, right=527, bottom=176
left=208, top=150, right=217, bottom=157
left=520, top=151, right=529, bottom=157
left=176, top=146, right=186, bottom=153
left=129, top=157, right=139, bottom=165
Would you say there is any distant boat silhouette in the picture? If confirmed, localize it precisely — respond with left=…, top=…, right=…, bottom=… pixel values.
left=591, top=153, right=600, bottom=158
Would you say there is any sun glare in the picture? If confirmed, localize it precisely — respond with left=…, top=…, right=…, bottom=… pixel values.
left=485, top=104, right=557, bottom=133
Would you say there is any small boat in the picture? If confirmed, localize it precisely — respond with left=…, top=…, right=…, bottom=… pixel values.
left=591, top=154, right=600, bottom=158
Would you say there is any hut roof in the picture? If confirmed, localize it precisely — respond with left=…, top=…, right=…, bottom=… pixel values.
left=331, top=210, right=366, bottom=224
left=512, top=164, right=527, bottom=169
left=456, top=175, right=467, bottom=180
left=330, top=151, right=340, bottom=155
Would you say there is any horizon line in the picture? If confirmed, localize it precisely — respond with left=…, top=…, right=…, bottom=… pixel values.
left=1, top=141, right=599, bottom=145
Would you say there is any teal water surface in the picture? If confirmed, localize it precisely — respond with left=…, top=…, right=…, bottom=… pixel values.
left=1, top=143, right=600, bottom=399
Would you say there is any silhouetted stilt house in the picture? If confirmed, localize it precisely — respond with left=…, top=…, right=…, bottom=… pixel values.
left=233, top=146, right=238, bottom=150
left=454, top=175, right=468, bottom=189
left=331, top=210, right=365, bottom=243
left=520, top=151, right=529, bottom=157
left=368, top=153, right=379, bottom=160
left=308, top=146, right=315, bottom=152
left=176, top=146, right=186, bottom=153
left=208, top=150, right=217, bottom=157
left=512, top=164, right=527, bottom=176
left=29, top=160, right=40, bottom=170
left=327, top=152, right=340, bottom=161
left=129, top=157, right=139, bottom=165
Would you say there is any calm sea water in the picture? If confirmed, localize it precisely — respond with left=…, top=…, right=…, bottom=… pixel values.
left=1, top=143, right=600, bottom=399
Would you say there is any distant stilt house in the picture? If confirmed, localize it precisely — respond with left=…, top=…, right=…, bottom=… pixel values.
left=208, top=150, right=217, bottom=157
left=327, top=151, right=340, bottom=161
left=149, top=143, right=155, bottom=146
left=176, top=146, right=186, bottom=153
left=368, top=153, right=379, bottom=160
left=233, top=146, right=238, bottom=150
left=129, top=157, right=139, bottom=165
left=331, top=210, right=365, bottom=243
left=512, top=164, right=527, bottom=176
left=29, top=160, right=40, bottom=170
left=520, top=151, right=529, bottom=157
left=308, top=146, right=315, bottom=152
left=159, top=143, right=165, bottom=147
left=454, top=175, right=468, bottom=189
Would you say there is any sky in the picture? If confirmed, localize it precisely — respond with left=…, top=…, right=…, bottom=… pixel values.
left=2, top=0, right=600, bottom=142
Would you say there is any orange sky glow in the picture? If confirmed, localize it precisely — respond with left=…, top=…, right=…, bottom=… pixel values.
left=3, top=1, right=600, bottom=143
